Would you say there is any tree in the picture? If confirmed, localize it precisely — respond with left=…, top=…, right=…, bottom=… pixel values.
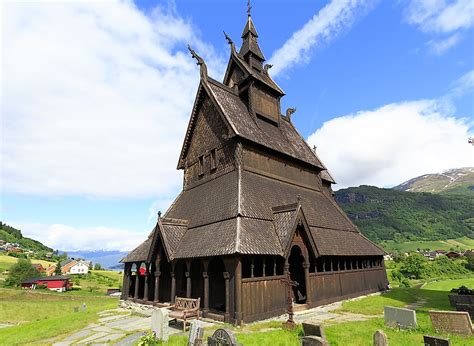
left=89, top=261, right=93, bottom=270
left=54, top=260, right=62, bottom=275
left=5, top=258, right=38, bottom=287
left=400, top=253, right=427, bottom=279
left=94, top=263, right=102, bottom=270
left=466, top=253, right=474, bottom=271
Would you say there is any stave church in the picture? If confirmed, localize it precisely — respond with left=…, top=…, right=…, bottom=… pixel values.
left=121, top=8, right=388, bottom=324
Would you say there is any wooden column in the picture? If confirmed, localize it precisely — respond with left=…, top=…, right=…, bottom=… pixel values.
left=154, top=271, right=160, bottom=303
left=121, top=263, right=130, bottom=300
left=303, top=262, right=312, bottom=305
left=250, top=258, right=255, bottom=278
left=144, top=272, right=149, bottom=301
left=223, top=271, right=230, bottom=322
left=185, top=272, right=191, bottom=298
left=235, top=258, right=242, bottom=324
left=273, top=258, right=277, bottom=276
left=170, top=272, right=176, bottom=303
left=202, top=259, right=209, bottom=314
left=134, top=264, right=140, bottom=299
left=262, top=258, right=266, bottom=277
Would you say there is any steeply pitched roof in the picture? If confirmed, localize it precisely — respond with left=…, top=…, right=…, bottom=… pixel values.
left=321, top=169, right=336, bottom=184
left=240, top=16, right=265, bottom=61
left=206, top=79, right=323, bottom=169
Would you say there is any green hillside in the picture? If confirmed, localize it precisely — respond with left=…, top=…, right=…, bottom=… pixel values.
left=335, top=185, right=474, bottom=243
left=0, top=222, right=52, bottom=252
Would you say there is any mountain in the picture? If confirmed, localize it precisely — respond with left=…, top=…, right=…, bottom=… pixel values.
left=0, top=222, right=52, bottom=252
left=394, top=167, right=474, bottom=195
left=335, top=185, right=474, bottom=243
left=63, top=250, right=127, bottom=270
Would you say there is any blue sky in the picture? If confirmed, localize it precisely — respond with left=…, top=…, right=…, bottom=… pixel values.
left=2, top=0, right=473, bottom=251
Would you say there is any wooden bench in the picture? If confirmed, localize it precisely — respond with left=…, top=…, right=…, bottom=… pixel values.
left=168, top=297, right=200, bottom=331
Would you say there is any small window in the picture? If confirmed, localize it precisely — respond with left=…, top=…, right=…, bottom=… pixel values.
left=198, top=155, right=204, bottom=176
left=210, top=149, right=217, bottom=171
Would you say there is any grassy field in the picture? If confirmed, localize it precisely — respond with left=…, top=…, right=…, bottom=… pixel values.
left=70, top=270, right=123, bottom=294
left=0, top=288, right=119, bottom=344
left=325, top=285, right=472, bottom=345
left=382, top=236, right=474, bottom=252
left=422, top=277, right=474, bottom=291
left=0, top=254, right=55, bottom=272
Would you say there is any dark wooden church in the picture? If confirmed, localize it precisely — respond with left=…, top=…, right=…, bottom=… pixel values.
left=121, top=10, right=388, bottom=324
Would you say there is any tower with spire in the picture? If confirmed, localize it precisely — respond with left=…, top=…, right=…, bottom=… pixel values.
left=120, top=5, right=388, bottom=325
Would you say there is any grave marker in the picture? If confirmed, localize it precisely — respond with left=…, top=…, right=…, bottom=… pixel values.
left=384, top=306, right=417, bottom=329
left=151, top=308, right=170, bottom=341
left=301, top=336, right=329, bottom=346
left=188, top=320, right=204, bottom=346
left=373, top=330, right=388, bottom=346
left=429, top=310, right=473, bottom=336
left=207, top=328, right=238, bottom=346
left=302, top=321, right=326, bottom=339
left=423, top=335, right=450, bottom=346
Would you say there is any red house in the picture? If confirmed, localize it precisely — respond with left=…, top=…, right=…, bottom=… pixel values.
left=21, top=275, right=72, bottom=292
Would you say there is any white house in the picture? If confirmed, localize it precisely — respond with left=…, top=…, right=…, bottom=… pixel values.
left=67, top=260, right=89, bottom=274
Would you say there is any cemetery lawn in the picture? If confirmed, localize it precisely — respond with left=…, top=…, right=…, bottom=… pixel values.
left=326, top=287, right=472, bottom=345
left=422, top=277, right=474, bottom=291
left=0, top=288, right=118, bottom=345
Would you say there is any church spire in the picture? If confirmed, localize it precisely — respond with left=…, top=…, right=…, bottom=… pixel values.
left=239, top=0, right=265, bottom=64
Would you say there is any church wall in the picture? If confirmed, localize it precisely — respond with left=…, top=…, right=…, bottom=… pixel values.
left=241, top=145, right=322, bottom=191
left=241, top=276, right=287, bottom=323
left=309, top=267, right=388, bottom=307
left=251, top=84, right=280, bottom=124
left=184, top=95, right=235, bottom=188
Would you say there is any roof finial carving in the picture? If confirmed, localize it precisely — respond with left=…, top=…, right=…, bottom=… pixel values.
left=157, top=211, right=162, bottom=219
left=296, top=194, right=302, bottom=203
left=187, top=44, right=208, bottom=79
left=264, top=64, right=273, bottom=73
left=286, top=107, right=296, bottom=121
left=247, top=0, right=252, bottom=17
left=223, top=31, right=236, bottom=52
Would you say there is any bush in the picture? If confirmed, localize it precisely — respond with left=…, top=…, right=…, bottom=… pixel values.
left=400, top=254, right=427, bottom=279
left=466, top=253, right=474, bottom=271
left=4, top=258, right=39, bottom=287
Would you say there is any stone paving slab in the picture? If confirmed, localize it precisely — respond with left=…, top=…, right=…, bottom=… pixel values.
left=85, top=323, right=101, bottom=329
left=78, top=331, right=109, bottom=344
left=94, top=333, right=126, bottom=343
left=98, top=314, right=130, bottom=323
left=92, top=325, right=116, bottom=333
left=113, top=332, right=143, bottom=346
left=106, top=316, right=150, bottom=332
left=60, top=329, right=94, bottom=342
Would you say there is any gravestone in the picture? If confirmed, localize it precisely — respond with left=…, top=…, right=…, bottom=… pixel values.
left=429, top=310, right=473, bottom=336
left=82, top=303, right=87, bottom=311
left=301, top=336, right=329, bottom=346
left=207, top=328, right=238, bottom=346
left=188, top=320, right=204, bottom=346
left=423, top=335, right=450, bottom=346
left=384, top=306, right=417, bottom=329
left=302, top=321, right=326, bottom=339
left=151, top=308, right=169, bottom=341
left=373, top=330, right=388, bottom=346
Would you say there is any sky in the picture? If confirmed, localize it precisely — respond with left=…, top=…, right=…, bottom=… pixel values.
left=1, top=0, right=473, bottom=252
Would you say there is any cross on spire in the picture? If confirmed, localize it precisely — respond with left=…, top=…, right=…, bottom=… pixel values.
left=247, top=0, right=252, bottom=17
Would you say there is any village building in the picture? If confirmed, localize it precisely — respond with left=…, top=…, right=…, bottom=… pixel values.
left=121, top=9, right=388, bottom=324
left=32, top=263, right=45, bottom=273
left=21, top=275, right=72, bottom=292
left=46, top=259, right=90, bottom=276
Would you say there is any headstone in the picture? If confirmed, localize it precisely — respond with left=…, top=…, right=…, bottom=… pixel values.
left=373, top=330, right=388, bottom=346
left=188, top=320, right=204, bottom=346
left=151, top=308, right=169, bottom=341
left=207, top=328, right=238, bottom=346
left=82, top=303, right=87, bottom=311
left=301, top=336, right=329, bottom=346
left=384, top=306, right=417, bottom=329
left=302, top=321, right=326, bottom=339
left=423, top=335, right=450, bottom=346
left=429, top=310, right=473, bottom=336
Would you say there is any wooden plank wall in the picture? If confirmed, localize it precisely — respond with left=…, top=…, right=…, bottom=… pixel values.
left=309, top=268, right=387, bottom=305
left=242, top=276, right=287, bottom=322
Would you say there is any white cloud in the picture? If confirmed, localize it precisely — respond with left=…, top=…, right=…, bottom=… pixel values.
left=268, top=0, right=375, bottom=77
left=404, top=0, right=474, bottom=53
left=427, top=33, right=461, bottom=54
left=8, top=221, right=145, bottom=252
left=308, top=71, right=474, bottom=189
left=2, top=1, right=225, bottom=198
left=405, top=0, right=474, bottom=33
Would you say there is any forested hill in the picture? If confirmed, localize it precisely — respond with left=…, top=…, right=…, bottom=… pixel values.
left=335, top=186, right=474, bottom=243
left=0, top=222, right=52, bottom=252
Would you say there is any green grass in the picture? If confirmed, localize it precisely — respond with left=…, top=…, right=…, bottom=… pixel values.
left=382, top=236, right=474, bottom=252
left=422, top=277, right=474, bottom=291
left=0, top=254, right=55, bottom=272
left=327, top=286, right=472, bottom=345
left=0, top=288, right=118, bottom=344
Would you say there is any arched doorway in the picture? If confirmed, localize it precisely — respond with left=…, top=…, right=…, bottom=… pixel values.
left=208, top=257, right=226, bottom=312
left=289, top=245, right=306, bottom=303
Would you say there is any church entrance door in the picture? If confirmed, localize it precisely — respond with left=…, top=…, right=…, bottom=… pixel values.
left=288, top=245, right=307, bottom=304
